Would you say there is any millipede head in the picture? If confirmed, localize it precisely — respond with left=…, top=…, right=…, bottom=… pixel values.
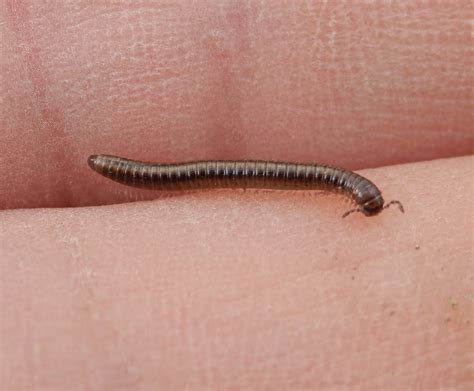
left=342, top=198, right=404, bottom=218
left=360, top=194, right=385, bottom=216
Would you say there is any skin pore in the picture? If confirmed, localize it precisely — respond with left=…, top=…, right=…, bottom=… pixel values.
left=1, top=1, right=472, bottom=389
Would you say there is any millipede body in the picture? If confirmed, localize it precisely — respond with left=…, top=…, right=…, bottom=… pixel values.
left=87, top=154, right=404, bottom=217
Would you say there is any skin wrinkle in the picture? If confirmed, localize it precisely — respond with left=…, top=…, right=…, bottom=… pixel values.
left=3, top=0, right=75, bottom=207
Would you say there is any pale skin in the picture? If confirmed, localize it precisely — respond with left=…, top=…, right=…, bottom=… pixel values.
left=0, top=1, right=473, bottom=390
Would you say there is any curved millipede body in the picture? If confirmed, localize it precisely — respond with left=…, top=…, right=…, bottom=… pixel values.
left=87, top=154, right=404, bottom=217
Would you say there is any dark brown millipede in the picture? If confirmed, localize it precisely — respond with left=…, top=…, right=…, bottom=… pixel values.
left=87, top=154, right=404, bottom=218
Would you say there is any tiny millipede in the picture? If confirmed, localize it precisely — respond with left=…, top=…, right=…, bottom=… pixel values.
left=87, top=154, right=404, bottom=218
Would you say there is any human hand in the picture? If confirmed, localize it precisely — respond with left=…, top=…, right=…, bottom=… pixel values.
left=1, top=1, right=472, bottom=389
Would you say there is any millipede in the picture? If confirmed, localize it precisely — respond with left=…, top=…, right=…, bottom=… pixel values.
left=87, top=154, right=404, bottom=218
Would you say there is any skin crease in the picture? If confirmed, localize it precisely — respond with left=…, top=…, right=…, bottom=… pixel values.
left=0, top=1, right=473, bottom=390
